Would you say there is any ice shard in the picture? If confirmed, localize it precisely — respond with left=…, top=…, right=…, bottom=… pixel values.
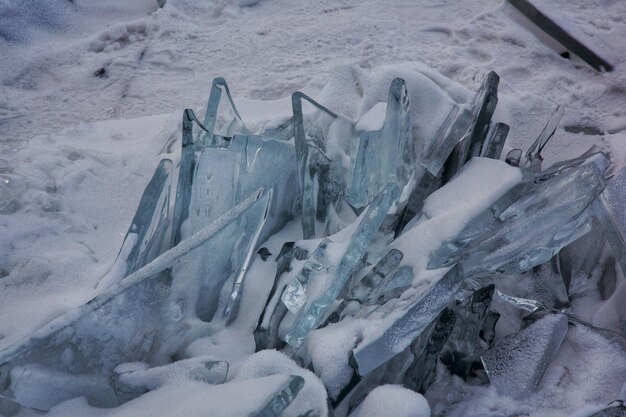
left=337, top=308, right=456, bottom=415
left=430, top=153, right=608, bottom=276
left=253, top=375, right=306, bottom=417
left=347, top=78, right=414, bottom=209
left=0, top=188, right=269, bottom=410
left=255, top=242, right=310, bottom=351
left=352, top=265, right=466, bottom=376
left=191, top=134, right=297, bottom=239
left=441, top=71, right=499, bottom=182
left=396, top=72, right=498, bottom=234
left=347, top=248, right=405, bottom=306
left=171, top=109, right=205, bottom=246
left=112, top=357, right=228, bottom=403
left=99, top=158, right=173, bottom=288
left=202, top=77, right=249, bottom=146
left=338, top=285, right=495, bottom=414
left=525, top=105, right=564, bottom=170
left=293, top=91, right=353, bottom=239
left=481, top=313, right=569, bottom=398
left=440, top=285, right=496, bottom=379
left=595, top=164, right=626, bottom=277
left=283, top=183, right=400, bottom=348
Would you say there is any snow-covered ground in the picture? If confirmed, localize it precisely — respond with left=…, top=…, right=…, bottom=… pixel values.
left=1, top=0, right=626, bottom=416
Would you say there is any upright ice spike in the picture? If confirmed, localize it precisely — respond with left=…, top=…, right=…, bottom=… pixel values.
left=442, top=71, right=499, bottom=182
left=202, top=77, right=248, bottom=146
left=347, top=78, right=413, bottom=209
left=292, top=91, right=348, bottom=239
left=171, top=109, right=206, bottom=246
left=395, top=105, right=473, bottom=234
left=99, top=158, right=173, bottom=288
left=0, top=188, right=268, bottom=411
left=283, top=183, right=400, bottom=348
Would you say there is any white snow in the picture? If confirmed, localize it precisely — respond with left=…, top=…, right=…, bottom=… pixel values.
left=1, top=0, right=626, bottom=416
left=350, top=385, right=431, bottom=417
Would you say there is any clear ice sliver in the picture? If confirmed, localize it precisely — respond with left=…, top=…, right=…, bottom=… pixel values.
left=283, top=183, right=401, bottom=348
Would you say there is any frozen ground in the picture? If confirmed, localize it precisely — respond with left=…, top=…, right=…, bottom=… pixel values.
left=0, top=0, right=625, bottom=416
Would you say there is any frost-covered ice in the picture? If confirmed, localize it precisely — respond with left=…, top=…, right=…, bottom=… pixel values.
left=1, top=0, right=626, bottom=416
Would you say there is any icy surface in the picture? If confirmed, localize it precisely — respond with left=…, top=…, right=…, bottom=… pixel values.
left=1, top=1, right=626, bottom=416
left=481, top=313, right=569, bottom=398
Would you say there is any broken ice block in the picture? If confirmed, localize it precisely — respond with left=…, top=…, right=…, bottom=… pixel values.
left=339, top=285, right=494, bottom=413
left=481, top=313, right=569, bottom=398
left=0, top=188, right=269, bottom=410
left=283, top=183, right=400, bottom=348
left=100, top=158, right=173, bottom=288
left=352, top=265, right=466, bottom=376
left=112, top=357, right=228, bottom=403
left=347, top=78, right=414, bottom=209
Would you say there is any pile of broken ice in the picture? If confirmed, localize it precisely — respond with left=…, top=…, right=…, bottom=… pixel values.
left=1, top=72, right=625, bottom=417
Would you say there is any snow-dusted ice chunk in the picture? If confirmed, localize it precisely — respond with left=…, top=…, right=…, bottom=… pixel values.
left=0, top=189, right=269, bottom=410
left=100, top=158, right=173, bottom=288
left=112, top=357, right=228, bottom=403
left=283, top=183, right=400, bottom=348
left=338, top=308, right=455, bottom=415
left=352, top=265, right=465, bottom=376
left=481, top=313, right=569, bottom=398
left=432, top=154, right=608, bottom=276
left=347, top=78, right=414, bottom=209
